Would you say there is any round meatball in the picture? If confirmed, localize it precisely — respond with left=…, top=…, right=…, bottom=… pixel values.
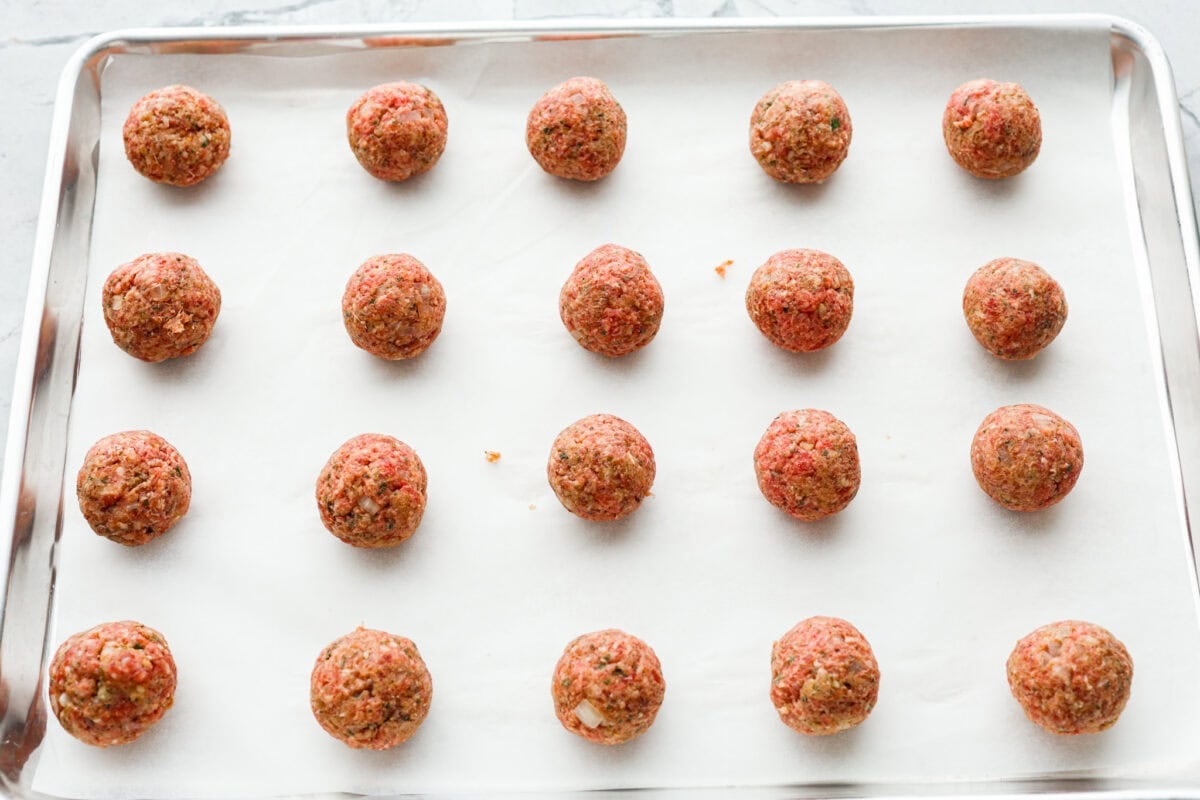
left=76, top=430, right=191, bottom=546
left=49, top=621, right=177, bottom=747
left=123, top=85, right=231, bottom=187
left=771, top=616, right=880, bottom=736
left=547, top=414, right=655, bottom=522
left=963, top=258, right=1067, bottom=360
left=310, top=627, right=432, bottom=750
left=559, top=244, right=664, bottom=358
left=943, top=79, right=1041, bottom=179
left=749, top=80, right=852, bottom=184
left=971, top=404, right=1083, bottom=512
left=347, top=82, right=448, bottom=182
left=526, top=77, right=627, bottom=181
left=102, top=252, right=221, bottom=363
left=754, top=410, right=860, bottom=521
left=316, top=434, right=427, bottom=547
left=342, top=254, right=447, bottom=360
left=551, top=629, right=665, bottom=745
left=746, top=249, right=854, bottom=352
left=1007, top=620, right=1133, bottom=735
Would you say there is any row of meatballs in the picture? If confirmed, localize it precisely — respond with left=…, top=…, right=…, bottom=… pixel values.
left=48, top=616, right=1133, bottom=751
left=99, top=247, right=1067, bottom=365
left=76, top=402, right=1082, bottom=551
left=123, top=74, right=1039, bottom=189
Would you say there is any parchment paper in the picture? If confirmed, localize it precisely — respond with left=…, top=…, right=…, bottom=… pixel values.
left=32, top=23, right=1200, bottom=798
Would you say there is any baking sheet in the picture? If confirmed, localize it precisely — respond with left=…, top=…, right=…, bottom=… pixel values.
left=30, top=23, right=1200, bottom=798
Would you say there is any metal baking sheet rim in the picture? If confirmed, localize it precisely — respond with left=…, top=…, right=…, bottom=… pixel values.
left=3, top=14, right=1200, bottom=800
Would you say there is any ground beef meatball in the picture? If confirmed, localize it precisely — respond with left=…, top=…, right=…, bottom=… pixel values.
left=102, top=252, right=221, bottom=363
left=963, top=258, right=1067, bottom=360
left=551, top=629, right=665, bottom=745
left=559, top=244, right=664, bottom=358
left=316, top=434, right=427, bottom=547
left=1007, top=620, right=1133, bottom=735
left=310, top=627, right=432, bottom=750
left=342, top=254, right=446, bottom=360
left=123, top=85, right=231, bottom=187
left=526, top=77, right=627, bottom=181
left=754, top=409, right=860, bottom=521
left=347, top=82, right=448, bottom=182
left=547, top=414, right=655, bottom=522
left=746, top=249, right=854, bottom=352
left=76, top=430, right=191, bottom=546
left=771, top=616, right=880, bottom=736
left=749, top=80, right=852, bottom=184
left=971, top=404, right=1083, bottom=512
left=943, top=78, right=1041, bottom=179
left=48, top=621, right=177, bottom=747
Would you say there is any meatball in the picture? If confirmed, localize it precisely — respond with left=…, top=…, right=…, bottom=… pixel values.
left=310, top=627, right=432, bottom=750
left=749, top=80, right=852, bottom=184
left=49, top=620, right=177, bottom=747
left=316, top=434, right=427, bottom=547
left=559, top=244, right=664, bottom=358
left=76, top=430, right=191, bottom=546
left=771, top=616, right=880, bottom=736
left=971, top=404, right=1083, bottom=512
left=123, top=85, right=231, bottom=187
left=342, top=254, right=447, bottom=360
left=551, top=629, right=665, bottom=745
left=745, top=249, right=854, bottom=352
left=754, top=409, right=860, bottom=521
left=1007, top=620, right=1133, bottom=735
left=943, top=79, right=1041, bottom=179
left=346, top=82, right=448, bottom=182
left=526, top=77, right=627, bottom=181
left=102, top=253, right=221, bottom=363
left=547, top=414, right=655, bottom=522
left=963, top=258, right=1067, bottom=360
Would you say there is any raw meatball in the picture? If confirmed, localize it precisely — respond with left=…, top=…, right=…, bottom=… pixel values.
left=559, top=244, right=664, bottom=358
left=754, top=409, right=860, bottom=521
left=971, top=404, right=1082, bottom=511
left=771, top=616, right=880, bottom=736
left=551, top=629, right=665, bottom=745
left=943, top=79, right=1041, bottom=179
left=316, top=434, right=427, bottom=547
left=1007, top=620, right=1133, bottom=735
left=102, top=252, right=221, bottom=363
left=347, top=82, right=448, bottom=182
left=310, top=627, right=432, bottom=750
left=526, top=77, right=627, bottom=181
left=746, top=249, right=854, bottom=352
left=49, top=620, right=177, bottom=747
left=342, top=254, right=446, bottom=360
left=749, top=80, right=852, bottom=184
left=547, top=414, right=655, bottom=522
left=123, top=85, right=231, bottom=187
left=963, top=258, right=1067, bottom=360
left=76, top=430, right=191, bottom=546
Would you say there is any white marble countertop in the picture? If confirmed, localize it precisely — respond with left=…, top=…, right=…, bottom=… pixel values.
left=1, top=0, right=1197, bottom=470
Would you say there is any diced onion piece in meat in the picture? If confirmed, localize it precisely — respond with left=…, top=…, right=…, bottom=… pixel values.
left=573, top=699, right=606, bottom=729
left=358, top=496, right=381, bottom=514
